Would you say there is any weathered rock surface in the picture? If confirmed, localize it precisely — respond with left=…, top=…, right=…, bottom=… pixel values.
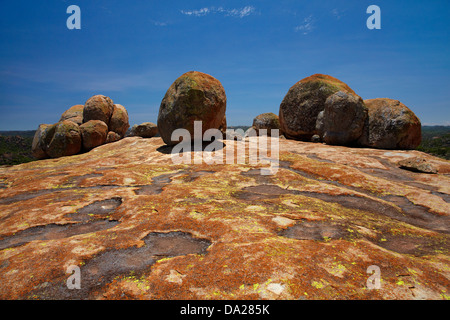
left=252, top=113, right=280, bottom=136
left=31, top=124, right=56, bottom=159
left=109, top=104, right=129, bottom=138
left=321, top=91, right=368, bottom=145
left=106, top=131, right=122, bottom=144
left=158, top=71, right=227, bottom=146
left=131, top=122, right=158, bottom=138
left=398, top=157, right=438, bottom=174
left=279, top=74, right=357, bottom=141
left=1, top=137, right=449, bottom=300
left=80, top=120, right=108, bottom=151
left=357, top=98, right=422, bottom=150
left=59, top=104, right=84, bottom=125
left=46, top=120, right=82, bottom=158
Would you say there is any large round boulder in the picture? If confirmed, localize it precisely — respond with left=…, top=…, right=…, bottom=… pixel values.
left=46, top=120, right=82, bottom=158
left=157, top=71, right=227, bottom=145
left=80, top=120, right=108, bottom=150
left=357, top=98, right=421, bottom=150
left=252, top=112, right=280, bottom=136
left=83, top=95, right=114, bottom=127
left=321, top=91, right=368, bottom=145
left=279, top=74, right=356, bottom=140
left=59, top=105, right=84, bottom=125
left=109, top=104, right=129, bottom=138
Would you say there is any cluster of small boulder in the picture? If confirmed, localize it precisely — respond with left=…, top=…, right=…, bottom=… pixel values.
left=32, top=95, right=130, bottom=159
left=253, top=73, right=421, bottom=150
left=32, top=71, right=422, bottom=160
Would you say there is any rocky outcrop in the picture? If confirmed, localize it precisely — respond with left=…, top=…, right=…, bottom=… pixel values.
left=357, top=98, right=421, bottom=150
left=252, top=113, right=280, bottom=136
left=279, top=75, right=421, bottom=150
left=1, top=137, right=449, bottom=300
left=32, top=95, right=130, bottom=159
left=130, top=122, right=158, bottom=138
left=157, top=71, right=227, bottom=146
left=279, top=74, right=357, bottom=140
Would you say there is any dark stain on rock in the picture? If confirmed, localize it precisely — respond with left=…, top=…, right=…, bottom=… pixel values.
left=0, top=189, right=55, bottom=205
left=375, top=233, right=448, bottom=257
left=29, top=231, right=212, bottom=299
left=382, top=195, right=450, bottom=234
left=134, top=172, right=182, bottom=195
left=0, top=185, right=123, bottom=206
left=181, top=170, right=216, bottom=183
left=134, top=185, right=164, bottom=195
left=134, top=170, right=215, bottom=195
left=240, top=168, right=274, bottom=184
left=0, top=197, right=124, bottom=250
left=359, top=167, right=413, bottom=183
left=68, top=197, right=123, bottom=222
left=151, top=172, right=180, bottom=185
left=430, top=191, right=450, bottom=203
left=65, top=173, right=104, bottom=186
left=233, top=184, right=297, bottom=201
left=298, top=191, right=403, bottom=216
left=304, top=153, right=335, bottom=163
left=0, top=220, right=119, bottom=251
left=279, top=220, right=349, bottom=241
left=292, top=191, right=449, bottom=234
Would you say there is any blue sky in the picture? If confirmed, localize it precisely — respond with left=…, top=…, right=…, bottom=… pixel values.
left=0, top=0, right=449, bottom=130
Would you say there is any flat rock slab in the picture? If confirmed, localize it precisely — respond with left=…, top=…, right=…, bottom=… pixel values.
left=398, top=157, right=438, bottom=174
left=0, top=137, right=449, bottom=300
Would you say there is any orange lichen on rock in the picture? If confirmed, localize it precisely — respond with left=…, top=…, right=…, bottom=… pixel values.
left=0, top=137, right=449, bottom=300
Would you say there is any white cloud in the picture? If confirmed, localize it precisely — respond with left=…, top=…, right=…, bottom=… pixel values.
left=181, top=6, right=255, bottom=18
left=180, top=7, right=210, bottom=17
left=226, top=6, right=255, bottom=18
left=294, top=15, right=314, bottom=35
